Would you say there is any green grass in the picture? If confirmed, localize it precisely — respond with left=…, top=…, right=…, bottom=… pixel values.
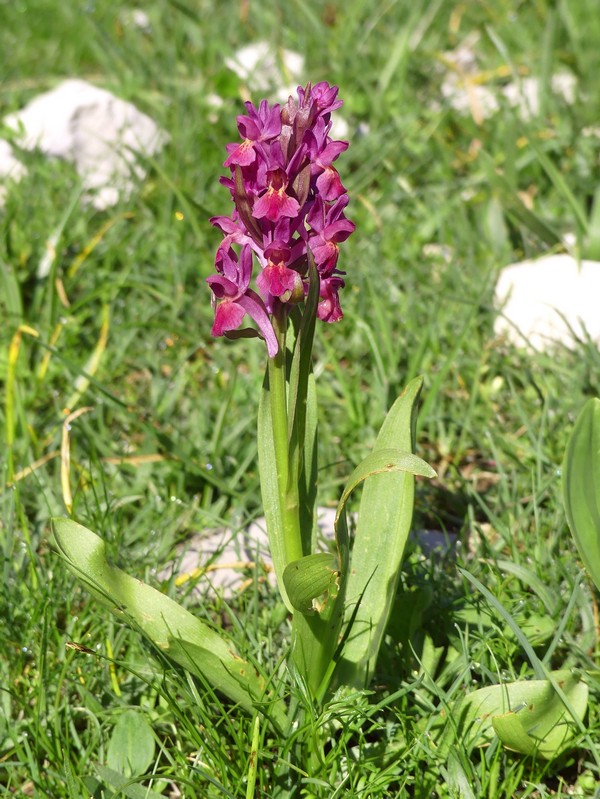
left=2, top=0, right=600, bottom=796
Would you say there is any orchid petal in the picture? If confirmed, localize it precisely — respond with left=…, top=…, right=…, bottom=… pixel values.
left=211, top=299, right=247, bottom=335
left=253, top=189, right=300, bottom=222
left=224, top=140, right=256, bottom=168
left=316, top=167, right=346, bottom=201
left=237, top=291, right=278, bottom=357
left=206, top=274, right=239, bottom=299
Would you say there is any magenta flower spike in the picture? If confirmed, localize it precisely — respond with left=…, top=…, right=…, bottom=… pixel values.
left=208, top=82, right=354, bottom=356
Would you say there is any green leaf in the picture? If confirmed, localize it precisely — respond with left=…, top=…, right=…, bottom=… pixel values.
left=446, top=751, right=477, bottom=799
left=336, top=377, right=432, bottom=687
left=257, top=375, right=291, bottom=611
left=563, top=397, right=600, bottom=592
left=95, top=765, right=164, bottom=799
left=335, top=448, right=435, bottom=525
left=453, top=606, right=555, bottom=648
left=283, top=553, right=339, bottom=615
left=107, top=709, right=155, bottom=778
left=584, top=186, right=600, bottom=260
left=52, top=518, right=286, bottom=730
left=451, top=670, right=588, bottom=758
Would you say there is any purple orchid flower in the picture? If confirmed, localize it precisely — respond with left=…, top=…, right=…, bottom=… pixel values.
left=224, top=99, right=282, bottom=168
left=206, top=245, right=278, bottom=357
left=305, top=119, right=349, bottom=201
left=318, top=276, right=345, bottom=322
left=301, top=81, right=343, bottom=117
left=306, top=195, right=355, bottom=275
left=253, top=168, right=301, bottom=223
left=256, top=241, right=304, bottom=305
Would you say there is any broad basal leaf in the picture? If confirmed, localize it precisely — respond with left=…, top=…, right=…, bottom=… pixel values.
left=107, top=709, right=155, bottom=778
left=52, top=518, right=286, bottom=730
left=449, top=670, right=588, bottom=759
left=335, top=377, right=434, bottom=687
left=562, top=397, right=600, bottom=592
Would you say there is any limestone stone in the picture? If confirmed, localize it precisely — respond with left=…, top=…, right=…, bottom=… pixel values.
left=3, top=78, right=168, bottom=209
left=494, top=253, right=600, bottom=349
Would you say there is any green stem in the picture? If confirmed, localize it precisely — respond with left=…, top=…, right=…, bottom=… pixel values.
left=267, top=309, right=303, bottom=568
left=268, top=289, right=334, bottom=698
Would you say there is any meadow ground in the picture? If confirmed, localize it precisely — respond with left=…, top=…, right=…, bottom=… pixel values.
left=2, top=1, right=600, bottom=796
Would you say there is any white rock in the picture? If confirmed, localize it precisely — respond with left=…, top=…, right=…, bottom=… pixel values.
left=442, top=32, right=481, bottom=74
left=438, top=36, right=576, bottom=122
left=501, top=71, right=577, bottom=120
left=494, top=253, right=600, bottom=349
left=437, top=35, right=499, bottom=122
left=411, top=529, right=458, bottom=555
left=0, top=139, right=27, bottom=205
left=440, top=72, right=576, bottom=122
left=120, top=8, right=152, bottom=33
left=161, top=510, right=333, bottom=598
left=205, top=92, right=225, bottom=125
left=164, top=526, right=273, bottom=597
left=162, top=507, right=454, bottom=600
left=440, top=75, right=500, bottom=121
left=3, top=79, right=168, bottom=209
left=582, top=125, right=600, bottom=139
left=550, top=71, right=578, bottom=105
left=422, top=242, right=453, bottom=262
left=225, top=42, right=304, bottom=95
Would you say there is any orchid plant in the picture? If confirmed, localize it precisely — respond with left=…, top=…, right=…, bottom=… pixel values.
left=53, top=82, right=435, bottom=732
left=52, top=83, right=593, bottom=774
left=207, top=82, right=439, bottom=698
